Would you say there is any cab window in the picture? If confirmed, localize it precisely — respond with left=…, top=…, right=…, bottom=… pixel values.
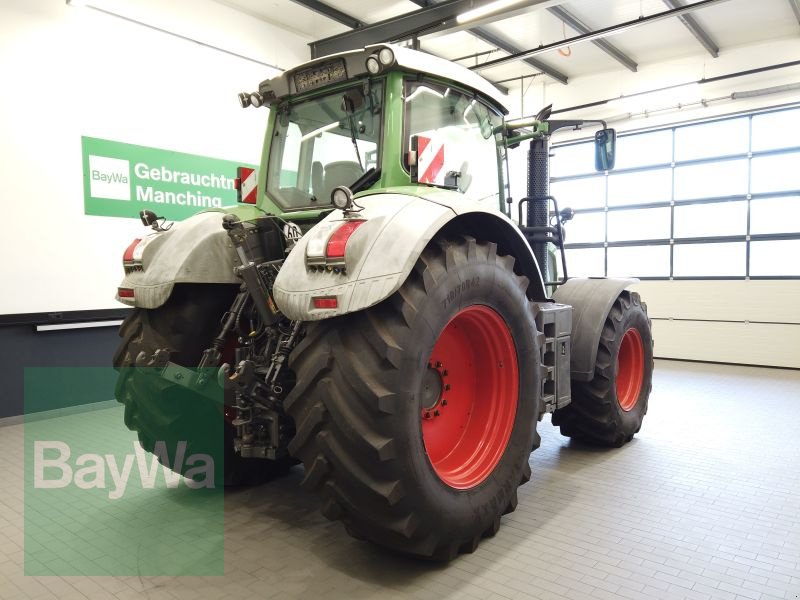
left=267, top=81, right=383, bottom=210
left=403, top=79, right=503, bottom=203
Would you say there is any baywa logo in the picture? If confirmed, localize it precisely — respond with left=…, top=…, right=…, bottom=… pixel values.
left=33, top=440, right=215, bottom=500
left=89, top=154, right=131, bottom=201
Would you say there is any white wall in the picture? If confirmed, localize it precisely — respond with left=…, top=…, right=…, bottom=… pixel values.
left=0, top=0, right=310, bottom=315
left=631, top=281, right=800, bottom=369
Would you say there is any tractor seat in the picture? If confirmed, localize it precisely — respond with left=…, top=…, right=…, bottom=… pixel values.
left=323, top=161, right=364, bottom=200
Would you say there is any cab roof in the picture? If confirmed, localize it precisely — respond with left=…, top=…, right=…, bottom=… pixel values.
left=258, top=43, right=509, bottom=115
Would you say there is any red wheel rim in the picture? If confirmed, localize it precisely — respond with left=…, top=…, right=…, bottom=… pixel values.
left=421, top=305, right=519, bottom=490
left=616, top=327, right=644, bottom=412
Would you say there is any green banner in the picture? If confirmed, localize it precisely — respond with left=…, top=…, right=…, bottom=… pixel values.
left=82, top=136, right=256, bottom=221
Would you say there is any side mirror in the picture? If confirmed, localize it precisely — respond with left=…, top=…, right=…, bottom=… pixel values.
left=594, top=128, right=616, bottom=171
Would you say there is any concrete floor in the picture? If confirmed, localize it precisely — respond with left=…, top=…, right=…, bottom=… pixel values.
left=1, top=360, right=799, bottom=600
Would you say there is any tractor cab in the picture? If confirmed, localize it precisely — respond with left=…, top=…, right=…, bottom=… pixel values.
left=240, top=44, right=512, bottom=216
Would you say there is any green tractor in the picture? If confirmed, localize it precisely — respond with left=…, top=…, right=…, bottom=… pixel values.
left=113, top=44, right=653, bottom=560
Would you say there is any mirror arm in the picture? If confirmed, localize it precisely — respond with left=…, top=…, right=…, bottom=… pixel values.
left=504, top=131, right=544, bottom=147
left=502, top=116, right=540, bottom=131
left=498, top=118, right=609, bottom=142
left=547, top=119, right=608, bottom=135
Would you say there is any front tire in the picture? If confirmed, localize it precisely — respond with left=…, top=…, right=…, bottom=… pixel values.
left=552, top=290, right=653, bottom=447
left=286, top=237, right=543, bottom=560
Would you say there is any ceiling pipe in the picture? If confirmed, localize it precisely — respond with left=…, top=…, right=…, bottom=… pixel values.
left=472, top=0, right=732, bottom=72
left=550, top=59, right=800, bottom=115
left=602, top=81, right=800, bottom=124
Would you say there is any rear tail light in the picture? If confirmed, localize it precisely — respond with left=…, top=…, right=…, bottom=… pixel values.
left=122, top=236, right=155, bottom=271
left=325, top=220, right=365, bottom=260
left=122, top=238, right=142, bottom=263
left=305, top=219, right=366, bottom=272
left=117, top=287, right=135, bottom=299
left=313, top=297, right=338, bottom=309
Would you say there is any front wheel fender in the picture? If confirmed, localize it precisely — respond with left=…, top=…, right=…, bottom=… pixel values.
left=552, top=277, right=638, bottom=381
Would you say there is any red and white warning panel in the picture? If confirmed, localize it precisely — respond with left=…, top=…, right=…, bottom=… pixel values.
left=236, top=167, right=257, bottom=204
left=416, top=136, right=444, bottom=185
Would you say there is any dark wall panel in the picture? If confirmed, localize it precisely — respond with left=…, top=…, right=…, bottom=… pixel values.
left=0, top=325, right=121, bottom=419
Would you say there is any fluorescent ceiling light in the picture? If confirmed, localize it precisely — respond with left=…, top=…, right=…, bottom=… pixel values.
left=462, top=99, right=477, bottom=125
left=301, top=122, right=338, bottom=141
left=457, top=0, right=528, bottom=24
left=404, top=86, right=445, bottom=103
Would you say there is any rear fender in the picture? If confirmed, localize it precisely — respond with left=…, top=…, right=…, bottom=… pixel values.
left=552, top=277, right=637, bottom=381
left=116, top=211, right=239, bottom=308
left=272, top=188, right=546, bottom=320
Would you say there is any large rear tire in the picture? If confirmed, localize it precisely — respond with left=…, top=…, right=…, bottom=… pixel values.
left=113, top=283, right=293, bottom=486
left=286, top=237, right=543, bottom=560
left=552, top=290, right=653, bottom=447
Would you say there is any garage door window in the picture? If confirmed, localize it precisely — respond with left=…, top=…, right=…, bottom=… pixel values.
left=551, top=105, right=800, bottom=279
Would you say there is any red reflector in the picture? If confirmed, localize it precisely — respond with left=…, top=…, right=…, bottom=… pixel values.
left=326, top=220, right=365, bottom=259
left=233, top=177, right=241, bottom=190
left=313, top=297, right=338, bottom=309
left=122, top=238, right=142, bottom=263
left=237, top=166, right=257, bottom=204
left=118, top=287, right=135, bottom=298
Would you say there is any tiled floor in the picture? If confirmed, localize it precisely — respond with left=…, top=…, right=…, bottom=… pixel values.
left=1, top=360, right=799, bottom=600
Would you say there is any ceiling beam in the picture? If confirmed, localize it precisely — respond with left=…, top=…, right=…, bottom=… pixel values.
left=295, top=0, right=510, bottom=93
left=289, top=0, right=364, bottom=30
left=406, top=0, right=568, bottom=84
left=468, top=27, right=568, bottom=84
left=472, top=0, right=732, bottom=72
left=662, top=0, right=719, bottom=57
left=547, top=6, right=637, bottom=72
left=788, top=0, right=800, bottom=24
left=308, top=0, right=561, bottom=59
